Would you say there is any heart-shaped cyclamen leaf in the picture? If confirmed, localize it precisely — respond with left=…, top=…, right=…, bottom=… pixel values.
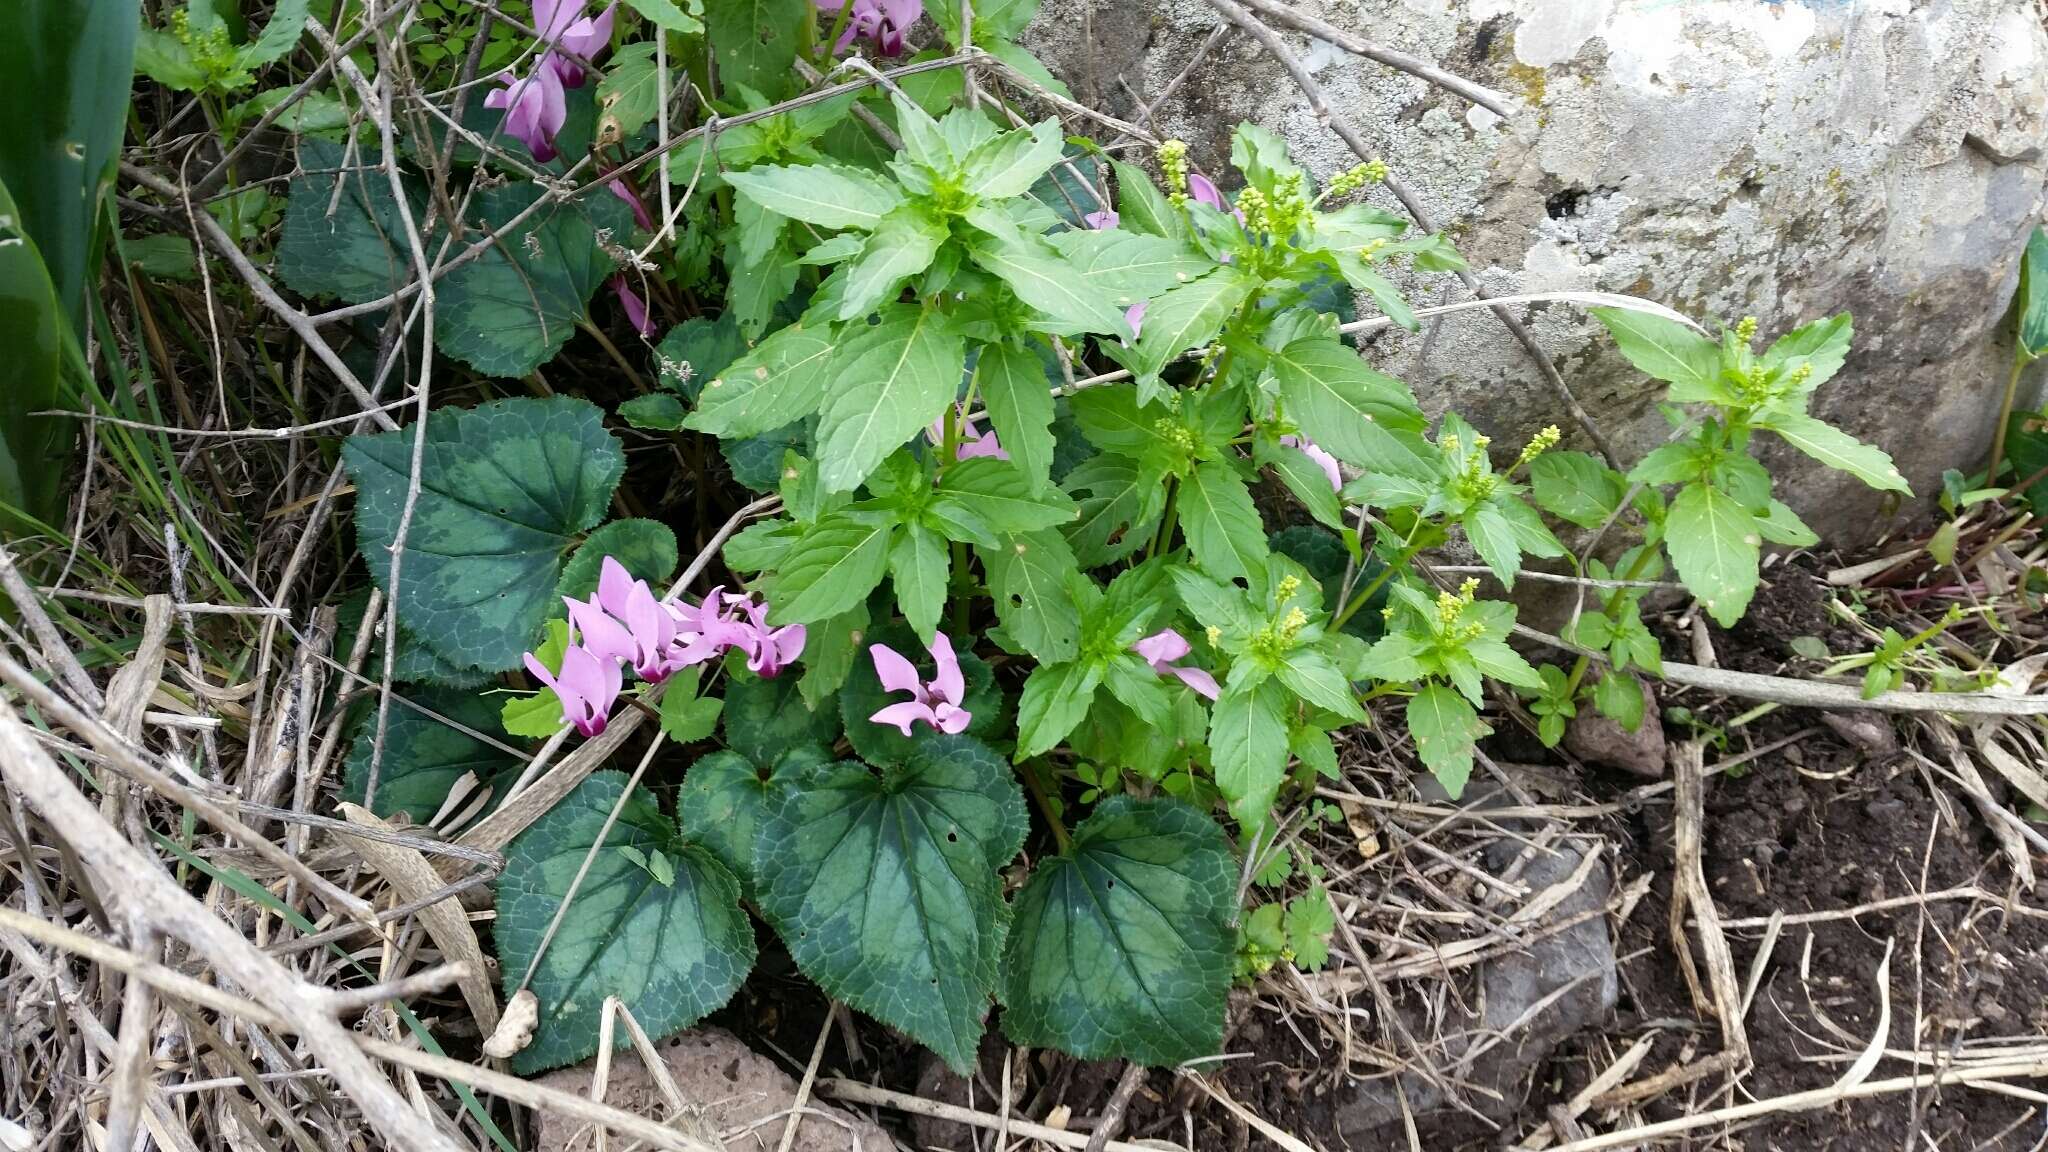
left=342, top=396, right=624, bottom=674
left=1000, top=795, right=1235, bottom=1066
left=342, top=687, right=522, bottom=826
left=496, top=772, right=755, bottom=1073
left=435, top=184, right=634, bottom=377
left=755, top=736, right=1027, bottom=1073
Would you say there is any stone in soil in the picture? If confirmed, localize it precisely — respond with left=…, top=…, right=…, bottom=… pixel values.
left=1563, top=672, right=1666, bottom=778
left=529, top=1026, right=894, bottom=1152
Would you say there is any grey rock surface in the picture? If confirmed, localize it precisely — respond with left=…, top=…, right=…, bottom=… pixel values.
left=1022, top=0, right=2048, bottom=546
left=530, top=1026, right=895, bottom=1151
left=1564, top=672, right=1666, bottom=778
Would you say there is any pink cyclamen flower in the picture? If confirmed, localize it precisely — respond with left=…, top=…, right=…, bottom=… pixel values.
left=731, top=597, right=807, bottom=678
left=926, top=406, right=1008, bottom=461
left=868, top=632, right=973, bottom=736
left=818, top=0, right=921, bottom=57
left=526, top=642, right=623, bottom=737
left=1134, top=629, right=1221, bottom=701
left=1083, top=208, right=1120, bottom=230
left=666, top=585, right=757, bottom=669
left=534, top=0, right=616, bottom=85
left=1123, top=300, right=1147, bottom=341
left=564, top=589, right=636, bottom=669
left=483, top=60, right=568, bottom=161
left=1279, top=434, right=1342, bottom=491
left=607, top=178, right=654, bottom=230
left=612, top=276, right=654, bottom=336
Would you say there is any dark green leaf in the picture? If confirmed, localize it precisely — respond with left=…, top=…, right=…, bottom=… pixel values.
left=756, top=738, right=1027, bottom=1073
left=686, top=320, right=837, bottom=438
left=980, top=529, right=1082, bottom=663
left=343, top=687, right=521, bottom=825
left=276, top=140, right=420, bottom=306
left=558, top=518, right=677, bottom=601
left=721, top=667, right=842, bottom=768
left=1063, top=454, right=1166, bottom=567
left=342, top=397, right=623, bottom=672
left=1000, top=796, right=1233, bottom=1066
left=436, top=185, right=633, bottom=376
left=677, top=748, right=802, bottom=892
left=975, top=341, right=1058, bottom=492
left=497, top=773, right=755, bottom=1072
left=655, top=312, right=747, bottom=402
left=839, top=626, right=1002, bottom=765
left=704, top=0, right=808, bottom=99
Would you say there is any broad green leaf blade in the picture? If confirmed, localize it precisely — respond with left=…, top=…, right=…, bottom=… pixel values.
left=1408, top=682, right=1488, bottom=797
left=1111, top=159, right=1184, bottom=242
left=1762, top=313, right=1852, bottom=392
left=1049, top=228, right=1211, bottom=304
left=0, top=178, right=77, bottom=536
left=724, top=162, right=903, bottom=231
left=1208, top=678, right=1290, bottom=827
left=235, top=0, right=309, bottom=67
left=685, top=320, right=837, bottom=438
left=934, top=457, right=1079, bottom=533
left=658, top=668, right=724, bottom=744
left=963, top=119, right=1065, bottom=201
left=704, top=0, right=809, bottom=99
left=595, top=42, right=662, bottom=140
left=817, top=307, right=965, bottom=492
left=1063, top=454, right=1166, bottom=567
left=0, top=0, right=138, bottom=332
left=1000, top=796, right=1234, bottom=1066
left=622, top=0, right=703, bottom=33
left=276, top=140, right=421, bottom=306
left=343, top=688, right=521, bottom=825
left=1464, top=504, right=1523, bottom=587
left=1178, top=460, right=1269, bottom=585
left=1665, top=482, right=1760, bottom=627
left=334, top=589, right=492, bottom=689
left=840, top=625, right=1003, bottom=765
left=1276, top=649, right=1364, bottom=722
left=980, top=529, right=1082, bottom=663
left=678, top=748, right=806, bottom=892
left=840, top=204, right=948, bottom=319
left=655, top=312, right=748, bottom=402
left=342, top=397, right=623, bottom=672
left=771, top=514, right=893, bottom=623
left=558, top=518, right=677, bottom=601
left=1257, top=441, right=1346, bottom=532
left=721, top=668, right=843, bottom=768
left=1759, top=412, right=1910, bottom=494
left=1128, top=269, right=1257, bottom=384
left=970, top=232, right=1133, bottom=337
left=1528, top=451, right=1626, bottom=530
left=975, top=341, right=1058, bottom=491
left=618, top=393, right=685, bottom=430
left=889, top=523, right=950, bottom=640
left=1015, top=658, right=1104, bottom=758
left=437, top=185, right=634, bottom=377
left=800, top=601, right=868, bottom=708
left=1268, top=338, right=1431, bottom=478
left=2020, top=227, right=2048, bottom=362
left=756, top=738, right=1027, bottom=1074
left=1755, top=499, right=1819, bottom=547
left=1591, top=307, right=1722, bottom=402
left=497, top=772, right=755, bottom=1073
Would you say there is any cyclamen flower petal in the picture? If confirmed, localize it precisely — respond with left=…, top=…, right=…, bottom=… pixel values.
left=867, top=632, right=972, bottom=735
left=821, top=0, right=920, bottom=57
left=612, top=276, right=654, bottom=336
left=1084, top=209, right=1120, bottom=230
left=606, top=178, right=654, bottom=230
left=1280, top=434, right=1343, bottom=491
left=526, top=643, right=623, bottom=737
left=1124, top=300, right=1147, bottom=341
left=732, top=597, right=806, bottom=678
left=926, top=407, right=1008, bottom=461
left=534, top=0, right=615, bottom=85
left=1186, top=171, right=1226, bottom=212
left=1134, top=628, right=1221, bottom=701
left=483, top=62, right=567, bottom=161
left=564, top=593, right=635, bottom=667
left=595, top=555, right=638, bottom=618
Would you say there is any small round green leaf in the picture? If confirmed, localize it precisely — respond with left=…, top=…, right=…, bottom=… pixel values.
left=558, top=518, right=678, bottom=602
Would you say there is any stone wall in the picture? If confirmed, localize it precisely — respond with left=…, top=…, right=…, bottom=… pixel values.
left=1023, top=0, right=2048, bottom=545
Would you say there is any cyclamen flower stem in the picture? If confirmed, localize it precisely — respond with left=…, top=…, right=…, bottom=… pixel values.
left=1021, top=761, right=1073, bottom=853
left=819, top=1, right=856, bottom=60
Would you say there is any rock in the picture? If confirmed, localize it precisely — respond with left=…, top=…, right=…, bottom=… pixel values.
left=1020, top=0, right=2048, bottom=547
left=1821, top=709, right=1900, bottom=758
left=1563, top=674, right=1666, bottom=778
left=529, top=1026, right=895, bottom=1152
left=1333, top=839, right=1619, bottom=1140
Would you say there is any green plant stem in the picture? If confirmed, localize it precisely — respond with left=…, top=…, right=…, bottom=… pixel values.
left=1987, top=353, right=2028, bottom=483
left=1149, top=476, right=1181, bottom=558
left=1331, top=537, right=1419, bottom=631
left=1561, top=544, right=1661, bottom=700
left=1021, top=761, right=1072, bottom=853
left=819, top=1, right=855, bottom=62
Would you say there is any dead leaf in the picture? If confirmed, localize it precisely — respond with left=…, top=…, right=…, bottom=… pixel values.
left=484, top=990, right=539, bottom=1060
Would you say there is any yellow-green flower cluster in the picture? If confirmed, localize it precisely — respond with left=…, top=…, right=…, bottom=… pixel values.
left=1733, top=315, right=1758, bottom=346
left=1241, top=172, right=1312, bottom=241
left=1325, top=159, right=1389, bottom=199
left=1515, top=424, right=1561, bottom=469
left=1433, top=579, right=1486, bottom=643
left=1158, top=139, right=1191, bottom=204
left=1443, top=432, right=1498, bottom=502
